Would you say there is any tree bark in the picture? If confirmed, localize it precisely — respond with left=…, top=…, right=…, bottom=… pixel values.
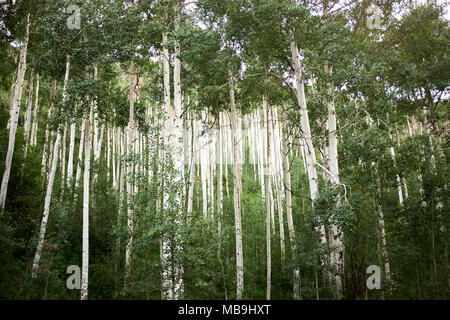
left=81, top=107, right=92, bottom=300
left=0, top=13, right=31, bottom=209
left=24, top=68, right=35, bottom=157
left=229, top=66, right=244, bottom=299
left=30, top=73, right=40, bottom=147
left=32, top=53, right=70, bottom=277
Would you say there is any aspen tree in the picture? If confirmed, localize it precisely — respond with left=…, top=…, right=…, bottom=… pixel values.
left=281, top=110, right=301, bottom=299
left=229, top=66, right=244, bottom=299
left=67, top=120, right=76, bottom=188
left=125, top=61, right=136, bottom=281
left=23, top=68, right=35, bottom=157
left=172, top=0, right=185, bottom=297
left=81, top=104, right=92, bottom=300
left=41, top=80, right=57, bottom=185
left=60, top=121, right=67, bottom=190
left=264, top=99, right=272, bottom=300
left=217, top=114, right=223, bottom=234
left=160, top=32, right=173, bottom=299
left=75, top=119, right=86, bottom=192
left=32, top=54, right=71, bottom=277
left=0, top=13, right=30, bottom=209
left=30, top=73, right=40, bottom=147
left=324, top=63, right=344, bottom=296
left=290, top=39, right=327, bottom=246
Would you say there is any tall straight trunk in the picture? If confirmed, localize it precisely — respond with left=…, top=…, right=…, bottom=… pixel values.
left=200, top=128, right=208, bottom=218
left=272, top=106, right=286, bottom=262
left=117, top=127, right=126, bottom=266
left=257, top=110, right=265, bottom=202
left=125, top=61, right=136, bottom=281
left=67, top=121, right=76, bottom=188
left=60, top=121, right=67, bottom=190
left=32, top=53, right=70, bottom=276
left=229, top=66, right=244, bottom=299
left=325, top=63, right=344, bottom=297
left=41, top=80, right=56, bottom=185
left=6, top=57, right=18, bottom=130
left=32, top=128, right=61, bottom=277
left=107, top=126, right=111, bottom=181
left=187, top=114, right=196, bottom=214
left=160, top=34, right=174, bottom=299
left=93, top=65, right=99, bottom=165
left=92, top=66, right=101, bottom=182
left=373, top=164, right=391, bottom=284
left=290, top=40, right=327, bottom=242
left=217, top=115, right=223, bottom=235
left=24, top=68, right=35, bottom=157
left=386, top=114, right=404, bottom=206
left=30, top=73, right=40, bottom=147
left=112, top=125, right=117, bottom=188
left=282, top=111, right=300, bottom=299
left=75, top=118, right=86, bottom=191
left=171, top=2, right=185, bottom=297
left=81, top=107, right=92, bottom=300
left=265, top=101, right=272, bottom=300
left=0, top=13, right=30, bottom=209
left=290, top=41, right=318, bottom=201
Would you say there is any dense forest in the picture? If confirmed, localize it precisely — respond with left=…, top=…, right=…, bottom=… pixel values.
left=0, top=0, right=448, bottom=300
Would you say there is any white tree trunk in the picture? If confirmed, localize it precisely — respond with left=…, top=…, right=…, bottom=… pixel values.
left=32, top=53, right=70, bottom=277
left=60, top=121, right=67, bottom=190
left=281, top=111, right=301, bottom=299
left=0, top=14, right=30, bottom=209
left=75, top=118, right=86, bottom=191
left=30, top=73, right=40, bottom=147
left=265, top=101, right=272, bottom=300
left=125, top=61, right=136, bottom=281
left=171, top=4, right=185, bottom=297
left=24, top=68, right=35, bottom=157
left=67, top=121, right=76, bottom=187
left=325, top=64, right=344, bottom=296
left=217, top=115, right=223, bottom=234
left=160, top=34, right=174, bottom=299
left=41, top=80, right=56, bottom=183
left=187, top=115, right=196, bottom=214
left=229, top=66, right=244, bottom=299
left=290, top=40, right=327, bottom=244
left=31, top=130, right=61, bottom=277
left=81, top=110, right=91, bottom=300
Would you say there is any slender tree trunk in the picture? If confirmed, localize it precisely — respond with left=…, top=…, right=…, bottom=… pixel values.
left=6, top=56, right=18, bottom=130
left=325, top=64, right=344, bottom=297
left=229, top=66, right=244, bottom=299
left=41, top=80, right=56, bottom=187
left=32, top=53, right=70, bottom=277
left=125, top=61, right=136, bottom=281
left=171, top=2, right=185, bottom=297
left=24, top=68, right=35, bottom=157
left=31, top=129, right=61, bottom=277
left=265, top=100, right=272, bottom=300
left=81, top=107, right=92, bottom=300
left=188, top=114, right=196, bottom=214
left=160, top=34, right=174, bottom=299
left=60, top=121, right=67, bottom=190
left=290, top=39, right=328, bottom=259
left=281, top=110, right=301, bottom=299
left=67, top=121, right=76, bottom=188
left=0, top=14, right=30, bottom=209
left=75, top=118, right=86, bottom=192
left=30, top=73, right=40, bottom=147
left=272, top=107, right=286, bottom=263
left=217, top=115, right=223, bottom=236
